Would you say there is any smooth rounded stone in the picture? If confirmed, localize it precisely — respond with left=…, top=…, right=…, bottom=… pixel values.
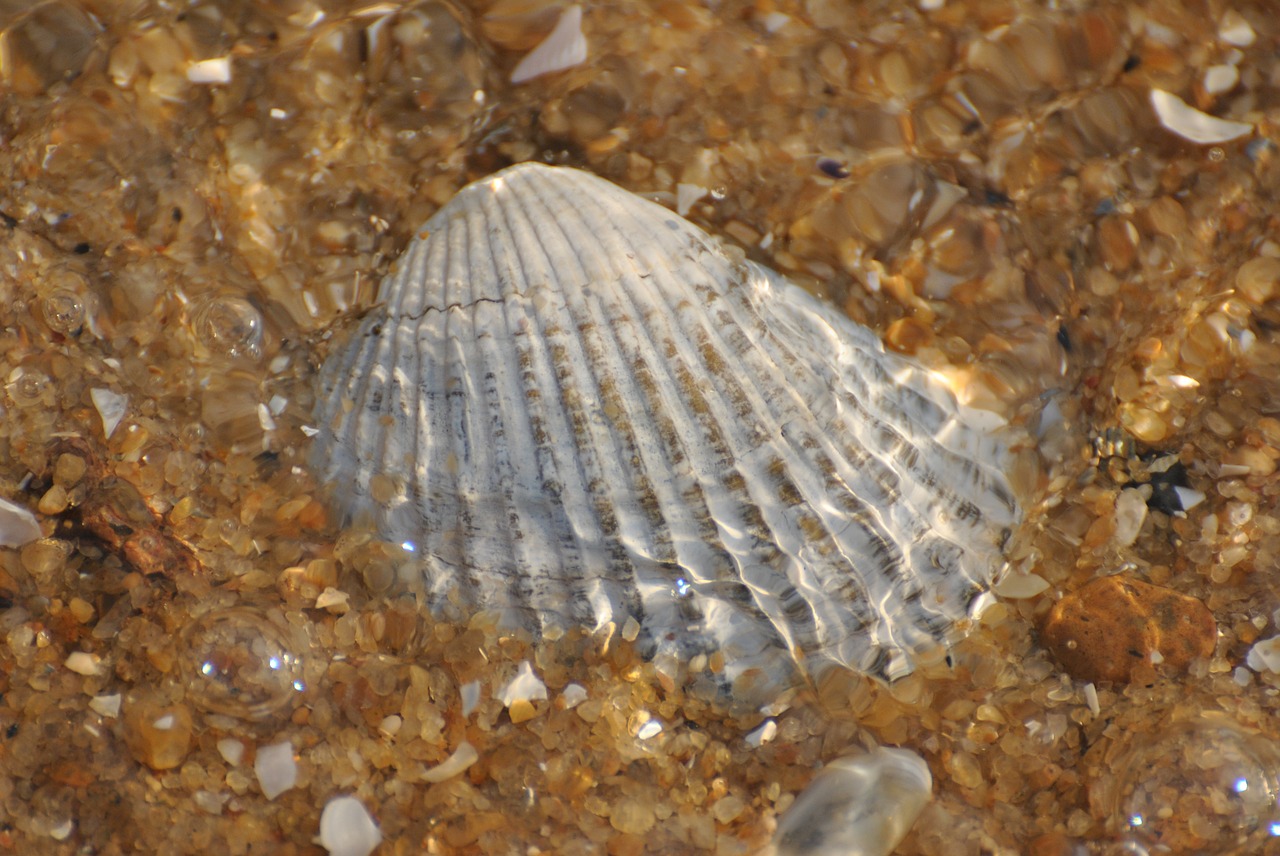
left=319, top=795, right=382, bottom=856
left=1040, top=575, right=1216, bottom=683
left=312, top=162, right=1020, bottom=703
left=770, top=746, right=933, bottom=856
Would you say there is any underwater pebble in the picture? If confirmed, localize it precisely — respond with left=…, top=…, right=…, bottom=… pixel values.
left=1112, top=488, right=1148, bottom=547
left=772, top=746, right=932, bottom=856
left=88, top=694, right=121, bottom=719
left=123, top=699, right=194, bottom=770
left=318, top=795, right=382, bottom=856
left=1041, top=576, right=1216, bottom=683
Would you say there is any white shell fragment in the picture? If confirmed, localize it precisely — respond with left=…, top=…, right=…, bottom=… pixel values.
left=254, top=740, right=297, bottom=800
left=498, top=661, right=548, bottom=707
left=312, top=163, right=1019, bottom=701
left=770, top=746, right=933, bottom=856
left=0, top=497, right=42, bottom=548
left=510, top=5, right=586, bottom=84
left=90, top=387, right=127, bottom=438
left=318, top=795, right=382, bottom=856
left=1150, top=89, right=1252, bottom=145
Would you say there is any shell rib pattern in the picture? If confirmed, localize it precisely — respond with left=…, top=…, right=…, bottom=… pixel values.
left=313, top=163, right=1019, bottom=697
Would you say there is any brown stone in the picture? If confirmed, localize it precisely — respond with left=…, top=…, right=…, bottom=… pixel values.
left=123, top=697, right=194, bottom=771
left=1040, top=575, right=1216, bottom=684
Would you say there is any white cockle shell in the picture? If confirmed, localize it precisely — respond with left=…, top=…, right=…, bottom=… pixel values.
left=312, top=162, right=1019, bottom=700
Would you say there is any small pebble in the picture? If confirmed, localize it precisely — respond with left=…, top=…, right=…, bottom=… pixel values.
left=1040, top=575, right=1216, bottom=683
left=318, top=795, right=382, bottom=856
left=124, top=699, right=194, bottom=770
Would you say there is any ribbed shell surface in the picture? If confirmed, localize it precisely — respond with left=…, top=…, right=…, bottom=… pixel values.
left=312, top=163, right=1019, bottom=696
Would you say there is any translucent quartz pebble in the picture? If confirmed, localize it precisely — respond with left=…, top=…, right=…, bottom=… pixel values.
left=178, top=607, right=306, bottom=720
left=1111, top=711, right=1280, bottom=855
left=312, top=163, right=1019, bottom=702
left=771, top=746, right=933, bottom=856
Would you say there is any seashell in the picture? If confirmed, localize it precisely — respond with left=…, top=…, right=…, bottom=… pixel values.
left=311, top=163, right=1019, bottom=700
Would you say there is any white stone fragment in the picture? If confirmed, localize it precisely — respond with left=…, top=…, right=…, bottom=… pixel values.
left=498, top=661, right=548, bottom=707
left=378, top=715, right=402, bottom=737
left=1219, top=11, right=1256, bottom=47
left=422, top=741, right=479, bottom=783
left=1112, top=488, right=1148, bottom=548
left=745, top=718, right=778, bottom=748
left=676, top=183, right=708, bottom=217
left=89, top=693, right=122, bottom=718
left=993, top=572, right=1050, bottom=600
left=255, top=740, right=298, bottom=799
left=90, top=387, right=127, bottom=438
left=1246, top=636, right=1280, bottom=673
left=1083, top=683, right=1100, bottom=717
left=919, top=0, right=945, bottom=9
left=64, top=651, right=102, bottom=676
left=761, top=12, right=790, bottom=32
left=1234, top=666, right=1253, bottom=687
left=772, top=746, right=932, bottom=856
left=460, top=680, right=481, bottom=718
left=318, top=795, right=382, bottom=856
left=187, top=57, right=232, bottom=84
left=217, top=737, right=245, bottom=766
left=1150, top=89, right=1252, bottom=145
left=1174, top=486, right=1206, bottom=510
left=560, top=682, right=587, bottom=709
left=0, top=497, right=41, bottom=548
left=1204, top=64, right=1239, bottom=95
left=510, top=5, right=587, bottom=84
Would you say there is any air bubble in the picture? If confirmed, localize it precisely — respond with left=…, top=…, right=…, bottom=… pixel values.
left=178, top=607, right=306, bottom=720
left=41, top=290, right=85, bottom=335
left=1111, top=711, right=1280, bottom=855
left=192, top=295, right=264, bottom=359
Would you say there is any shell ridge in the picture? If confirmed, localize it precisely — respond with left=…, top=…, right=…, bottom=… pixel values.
left=487, top=173, right=650, bottom=630
left=529, top=168, right=803, bottom=662
left=548, top=174, right=889, bottom=664
left=504, top=163, right=747, bottom=637
left=568, top=174, right=995, bottom=672
left=476, top=179, right=619, bottom=629
left=743, top=268, right=1014, bottom=564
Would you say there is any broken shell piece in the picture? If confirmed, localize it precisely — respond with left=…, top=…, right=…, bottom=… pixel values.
left=1150, top=89, right=1252, bottom=145
left=510, top=5, right=586, bottom=84
left=312, top=163, right=1019, bottom=705
left=771, top=746, right=933, bottom=856
left=89, top=387, right=127, bottom=438
left=0, top=497, right=42, bottom=548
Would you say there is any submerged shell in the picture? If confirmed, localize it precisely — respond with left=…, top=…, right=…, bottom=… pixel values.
left=313, top=163, right=1018, bottom=698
